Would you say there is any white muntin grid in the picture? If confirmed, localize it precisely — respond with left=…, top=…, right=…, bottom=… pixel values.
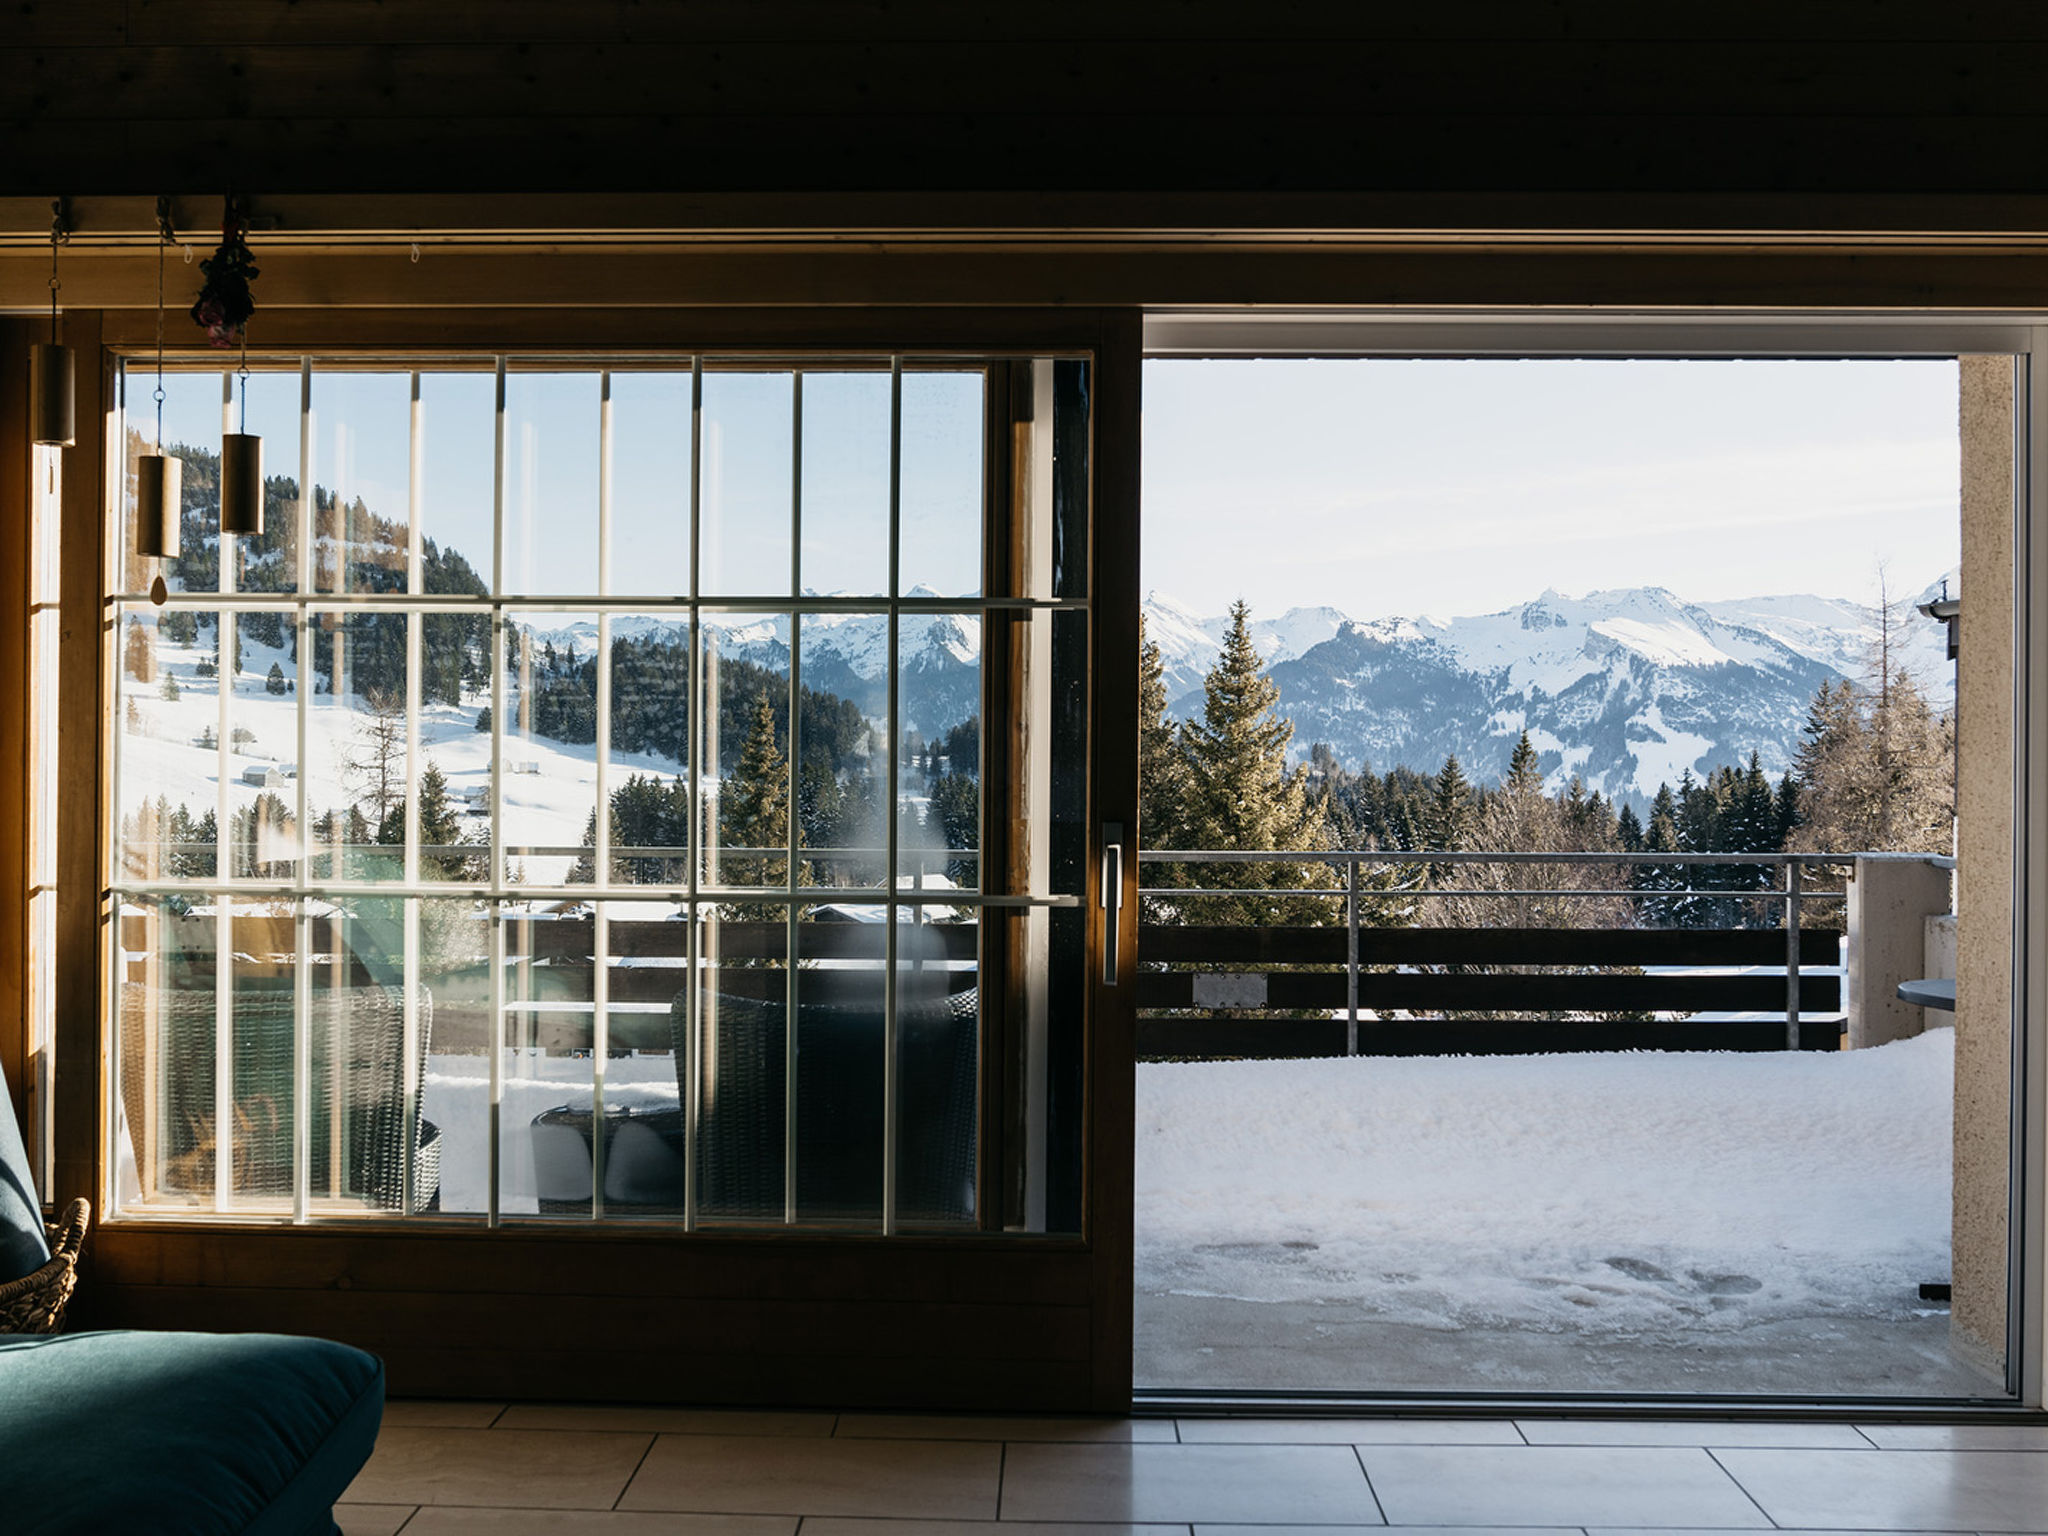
left=106, top=351, right=1088, bottom=1229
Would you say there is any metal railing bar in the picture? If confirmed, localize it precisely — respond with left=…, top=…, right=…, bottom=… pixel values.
left=1139, top=848, right=1866, bottom=867
left=1140, top=885, right=1847, bottom=902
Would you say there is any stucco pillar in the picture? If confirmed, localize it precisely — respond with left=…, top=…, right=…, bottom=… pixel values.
left=1846, top=856, right=1954, bottom=1049
left=1953, top=354, right=2016, bottom=1379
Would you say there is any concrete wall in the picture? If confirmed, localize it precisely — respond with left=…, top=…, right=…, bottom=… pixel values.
left=1954, top=354, right=2017, bottom=1379
left=1847, top=857, right=1954, bottom=1049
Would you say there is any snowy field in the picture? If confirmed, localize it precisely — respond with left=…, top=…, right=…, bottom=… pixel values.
left=1136, top=1030, right=1953, bottom=1338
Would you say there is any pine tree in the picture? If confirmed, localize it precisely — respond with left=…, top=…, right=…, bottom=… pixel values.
left=1138, top=622, right=1191, bottom=854
left=1175, top=600, right=1331, bottom=923
left=124, top=618, right=155, bottom=682
left=719, top=695, right=794, bottom=911
left=266, top=661, right=288, bottom=695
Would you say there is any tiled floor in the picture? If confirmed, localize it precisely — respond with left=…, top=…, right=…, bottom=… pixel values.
left=340, top=1408, right=2048, bottom=1536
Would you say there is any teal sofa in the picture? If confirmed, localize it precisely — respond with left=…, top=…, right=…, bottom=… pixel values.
left=0, top=1060, right=386, bottom=1535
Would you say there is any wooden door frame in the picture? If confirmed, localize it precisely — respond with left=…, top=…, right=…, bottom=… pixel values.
left=51, top=304, right=1143, bottom=1411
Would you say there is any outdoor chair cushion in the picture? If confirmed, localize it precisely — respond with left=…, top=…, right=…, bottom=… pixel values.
left=0, top=1329, right=384, bottom=1536
left=0, top=1057, right=51, bottom=1283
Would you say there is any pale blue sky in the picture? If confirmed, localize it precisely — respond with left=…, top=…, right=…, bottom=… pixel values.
left=146, top=364, right=982, bottom=599
left=1142, top=358, right=1964, bottom=620
left=144, top=356, right=1964, bottom=618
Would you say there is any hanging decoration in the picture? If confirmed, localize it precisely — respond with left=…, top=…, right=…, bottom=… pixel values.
left=136, top=198, right=182, bottom=593
left=190, top=197, right=259, bottom=347
left=29, top=199, right=74, bottom=447
left=198, top=196, right=264, bottom=537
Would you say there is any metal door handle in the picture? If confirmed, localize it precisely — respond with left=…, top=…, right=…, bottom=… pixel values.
left=1101, top=824, right=1124, bottom=986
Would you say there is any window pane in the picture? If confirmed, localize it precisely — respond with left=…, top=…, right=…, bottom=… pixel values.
left=120, top=368, right=222, bottom=597
left=798, top=610, right=887, bottom=890
left=899, top=369, right=982, bottom=599
left=899, top=613, right=981, bottom=891
left=305, top=609, right=407, bottom=883
left=895, top=909, right=979, bottom=1226
left=702, top=619, right=791, bottom=891
left=608, top=371, right=692, bottom=598
left=309, top=370, right=411, bottom=596
left=505, top=371, right=601, bottom=596
left=420, top=371, right=497, bottom=597
left=232, top=369, right=305, bottom=598
left=697, top=905, right=792, bottom=1224
left=599, top=612, right=692, bottom=886
left=702, top=368, right=793, bottom=597
left=799, top=369, right=891, bottom=598
left=504, top=612, right=600, bottom=886
left=420, top=613, right=492, bottom=883
left=420, top=895, right=493, bottom=1214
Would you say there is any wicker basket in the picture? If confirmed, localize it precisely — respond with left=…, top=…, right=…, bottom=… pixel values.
left=0, top=1199, right=90, bottom=1334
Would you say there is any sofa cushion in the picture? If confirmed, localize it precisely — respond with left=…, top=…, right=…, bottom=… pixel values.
left=0, top=1329, right=385, bottom=1536
left=0, top=1057, right=52, bottom=1284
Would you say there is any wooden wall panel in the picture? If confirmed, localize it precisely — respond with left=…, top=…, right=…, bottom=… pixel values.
left=0, top=323, right=29, bottom=1124
left=83, top=1226, right=1097, bottom=1406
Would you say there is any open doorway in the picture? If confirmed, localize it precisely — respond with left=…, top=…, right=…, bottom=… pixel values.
left=1134, top=340, right=2018, bottom=1401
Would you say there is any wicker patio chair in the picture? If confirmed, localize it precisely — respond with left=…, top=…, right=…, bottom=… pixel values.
left=0, top=1197, right=89, bottom=1334
left=118, top=982, right=439, bottom=1213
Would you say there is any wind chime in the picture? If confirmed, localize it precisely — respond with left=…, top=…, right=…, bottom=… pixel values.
left=28, top=200, right=72, bottom=448
left=135, top=199, right=182, bottom=600
left=192, top=196, right=263, bottom=537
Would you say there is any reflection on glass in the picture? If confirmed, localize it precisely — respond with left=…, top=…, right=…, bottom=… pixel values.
left=310, top=370, right=412, bottom=596
left=420, top=371, right=497, bottom=596
left=596, top=613, right=692, bottom=887
left=502, top=611, right=598, bottom=885
left=799, top=370, right=890, bottom=597
left=506, top=372, right=601, bottom=596
left=898, top=614, right=981, bottom=891
left=899, top=369, right=983, bottom=598
left=609, top=372, right=692, bottom=598
left=696, top=906, right=792, bottom=1224
left=594, top=900, right=689, bottom=1220
left=702, top=369, right=793, bottom=597
left=701, top=621, right=792, bottom=892
left=502, top=903, right=597, bottom=1217
left=418, top=896, right=491, bottom=1214
left=894, top=910, right=979, bottom=1226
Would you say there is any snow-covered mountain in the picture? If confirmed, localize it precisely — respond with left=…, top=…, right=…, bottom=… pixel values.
left=526, top=589, right=983, bottom=741
left=1147, top=582, right=1955, bottom=803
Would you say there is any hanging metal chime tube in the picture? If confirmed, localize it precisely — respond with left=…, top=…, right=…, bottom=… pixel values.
left=135, top=453, right=182, bottom=558
left=28, top=341, right=74, bottom=448
left=220, top=431, right=263, bottom=536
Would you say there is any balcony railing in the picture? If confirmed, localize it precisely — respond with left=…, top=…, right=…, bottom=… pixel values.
left=1136, top=849, right=1881, bottom=1060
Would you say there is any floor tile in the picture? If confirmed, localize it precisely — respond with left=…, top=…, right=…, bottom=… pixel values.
left=998, top=1443, right=1383, bottom=1525
left=336, top=1506, right=416, bottom=1536
left=1203, top=1528, right=1555, bottom=1536
left=1858, top=1423, right=2048, bottom=1451
left=1517, top=1418, right=1873, bottom=1448
left=1360, top=1444, right=1770, bottom=1527
left=1178, top=1418, right=1522, bottom=1445
left=617, top=1434, right=1000, bottom=1518
left=803, top=1523, right=1187, bottom=1536
left=398, top=1512, right=794, bottom=1536
left=344, top=1426, right=654, bottom=1510
left=381, top=1400, right=505, bottom=1428
left=1714, top=1447, right=2048, bottom=1531
left=836, top=1414, right=1177, bottom=1442
left=495, top=1405, right=835, bottom=1436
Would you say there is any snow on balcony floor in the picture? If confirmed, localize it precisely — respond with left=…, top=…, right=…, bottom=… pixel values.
left=1136, top=1028, right=1983, bottom=1396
